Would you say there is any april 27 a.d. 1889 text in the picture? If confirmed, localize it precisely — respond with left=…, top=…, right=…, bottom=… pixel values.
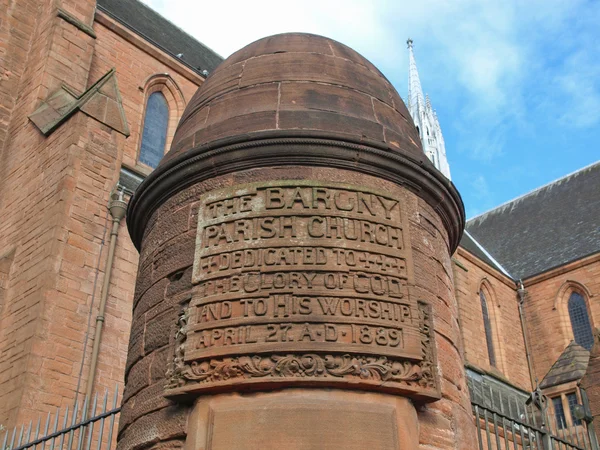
left=165, top=181, right=437, bottom=397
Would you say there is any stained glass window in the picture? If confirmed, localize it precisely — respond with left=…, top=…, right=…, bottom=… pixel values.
left=139, top=92, right=168, bottom=169
left=568, top=292, right=594, bottom=350
left=480, top=290, right=496, bottom=367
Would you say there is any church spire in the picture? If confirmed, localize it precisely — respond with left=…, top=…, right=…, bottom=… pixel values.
left=407, top=38, right=425, bottom=113
left=406, top=39, right=451, bottom=180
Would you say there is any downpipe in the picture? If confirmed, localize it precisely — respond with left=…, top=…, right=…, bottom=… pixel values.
left=84, top=188, right=127, bottom=407
left=517, top=280, right=536, bottom=390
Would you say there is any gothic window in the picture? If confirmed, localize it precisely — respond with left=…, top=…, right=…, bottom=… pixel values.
left=553, top=396, right=567, bottom=429
left=568, top=292, right=594, bottom=350
left=480, top=290, right=496, bottom=367
left=139, top=91, right=169, bottom=169
left=567, top=392, right=582, bottom=426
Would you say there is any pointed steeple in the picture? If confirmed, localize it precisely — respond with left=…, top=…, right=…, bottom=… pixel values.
left=407, top=38, right=425, bottom=113
left=405, top=39, right=451, bottom=180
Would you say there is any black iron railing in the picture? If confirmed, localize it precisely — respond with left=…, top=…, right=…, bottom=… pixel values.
left=1, top=388, right=120, bottom=450
left=473, top=400, right=595, bottom=450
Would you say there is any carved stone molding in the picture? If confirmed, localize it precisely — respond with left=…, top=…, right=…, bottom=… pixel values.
left=163, top=180, right=440, bottom=401
left=127, top=133, right=465, bottom=253
left=165, top=300, right=438, bottom=399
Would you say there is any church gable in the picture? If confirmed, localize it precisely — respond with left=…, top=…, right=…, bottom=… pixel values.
left=540, top=340, right=590, bottom=389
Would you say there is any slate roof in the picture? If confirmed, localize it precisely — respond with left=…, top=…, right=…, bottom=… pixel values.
left=540, top=341, right=590, bottom=389
left=465, top=161, right=600, bottom=280
left=97, top=0, right=223, bottom=74
left=460, top=231, right=512, bottom=277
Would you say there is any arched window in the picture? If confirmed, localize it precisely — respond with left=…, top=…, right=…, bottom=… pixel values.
left=568, top=292, right=593, bottom=350
left=139, top=92, right=169, bottom=169
left=480, top=290, right=496, bottom=367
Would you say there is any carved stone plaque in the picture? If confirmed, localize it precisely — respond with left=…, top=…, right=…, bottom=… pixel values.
left=166, top=181, right=439, bottom=400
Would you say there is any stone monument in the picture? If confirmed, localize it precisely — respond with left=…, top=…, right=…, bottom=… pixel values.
left=122, top=33, right=473, bottom=449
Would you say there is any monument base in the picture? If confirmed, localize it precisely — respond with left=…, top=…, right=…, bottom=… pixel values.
left=185, top=389, right=418, bottom=450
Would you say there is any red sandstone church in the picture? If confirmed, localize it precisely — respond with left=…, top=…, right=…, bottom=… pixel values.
left=0, top=0, right=599, bottom=449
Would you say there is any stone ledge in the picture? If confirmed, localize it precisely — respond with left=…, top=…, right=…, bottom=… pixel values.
left=57, top=8, right=96, bottom=39
left=127, top=132, right=465, bottom=254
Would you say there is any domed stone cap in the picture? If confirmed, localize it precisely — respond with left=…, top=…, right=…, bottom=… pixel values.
left=127, top=33, right=464, bottom=250
left=165, top=33, right=423, bottom=164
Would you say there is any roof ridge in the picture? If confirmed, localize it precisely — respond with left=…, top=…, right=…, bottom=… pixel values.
left=467, top=159, right=600, bottom=223
left=463, top=230, right=514, bottom=279
left=134, top=0, right=224, bottom=60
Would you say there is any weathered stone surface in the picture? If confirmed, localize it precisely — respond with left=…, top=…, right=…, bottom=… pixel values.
left=117, top=406, right=188, bottom=450
left=125, top=316, right=146, bottom=377
left=186, top=390, right=419, bottom=450
left=119, top=383, right=173, bottom=434
left=166, top=266, right=194, bottom=297
left=144, top=310, right=174, bottom=354
left=161, top=180, right=440, bottom=399
left=121, top=33, right=470, bottom=450
left=151, top=233, right=196, bottom=284
left=134, top=278, right=167, bottom=318
left=150, top=346, right=170, bottom=383
left=144, top=205, right=190, bottom=251
left=123, top=355, right=151, bottom=403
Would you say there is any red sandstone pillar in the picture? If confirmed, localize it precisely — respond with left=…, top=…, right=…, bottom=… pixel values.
left=121, top=33, right=474, bottom=449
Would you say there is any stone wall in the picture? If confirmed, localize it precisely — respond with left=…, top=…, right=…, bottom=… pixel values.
left=452, top=245, right=600, bottom=392
left=0, top=0, right=202, bottom=427
left=453, top=248, right=532, bottom=391
left=523, top=254, right=600, bottom=383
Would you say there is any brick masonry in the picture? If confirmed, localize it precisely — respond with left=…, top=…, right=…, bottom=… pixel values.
left=453, top=248, right=532, bottom=390
left=523, top=254, right=600, bottom=384
left=0, top=0, right=201, bottom=429
left=452, top=247, right=600, bottom=394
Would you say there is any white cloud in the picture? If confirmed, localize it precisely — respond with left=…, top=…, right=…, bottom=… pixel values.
left=146, top=0, right=395, bottom=61
left=141, top=0, right=600, bottom=152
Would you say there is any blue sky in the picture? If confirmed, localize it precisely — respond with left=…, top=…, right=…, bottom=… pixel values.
left=143, top=0, right=600, bottom=218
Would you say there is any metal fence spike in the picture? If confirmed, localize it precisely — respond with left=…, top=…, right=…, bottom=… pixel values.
left=34, top=415, right=41, bottom=440
left=95, top=391, right=110, bottom=450
left=9, top=425, right=17, bottom=450
left=2, top=426, right=8, bottom=450
left=58, top=405, right=69, bottom=450
left=41, top=411, right=51, bottom=450
left=106, top=385, right=119, bottom=450
left=16, top=423, right=23, bottom=447
left=49, top=407, right=60, bottom=450
left=81, top=394, right=99, bottom=450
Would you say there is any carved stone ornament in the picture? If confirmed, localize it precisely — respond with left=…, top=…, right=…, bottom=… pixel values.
left=165, top=181, right=440, bottom=401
